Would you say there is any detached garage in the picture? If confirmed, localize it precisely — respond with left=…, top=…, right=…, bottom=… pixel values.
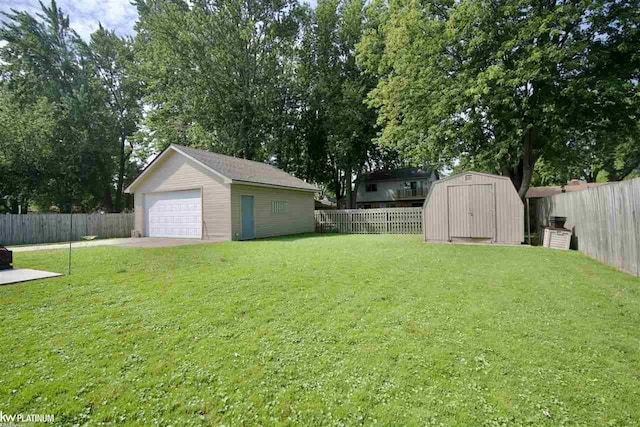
left=125, top=144, right=318, bottom=241
left=423, top=172, right=524, bottom=244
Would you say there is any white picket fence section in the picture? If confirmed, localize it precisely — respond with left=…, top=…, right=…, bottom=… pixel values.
left=0, top=213, right=135, bottom=246
left=315, top=208, right=423, bottom=234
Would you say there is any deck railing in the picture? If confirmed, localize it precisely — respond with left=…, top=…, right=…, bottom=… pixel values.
left=395, top=187, right=427, bottom=199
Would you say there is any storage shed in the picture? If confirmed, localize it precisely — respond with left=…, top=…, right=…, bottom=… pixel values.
left=423, top=172, right=524, bottom=244
left=125, top=144, right=319, bottom=241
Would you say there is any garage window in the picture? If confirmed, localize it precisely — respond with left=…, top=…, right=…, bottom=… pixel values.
left=272, top=200, right=288, bottom=214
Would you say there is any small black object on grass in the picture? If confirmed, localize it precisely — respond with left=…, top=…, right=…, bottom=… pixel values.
left=0, top=246, right=13, bottom=270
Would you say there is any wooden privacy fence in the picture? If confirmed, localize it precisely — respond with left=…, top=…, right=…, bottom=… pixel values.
left=0, top=213, right=135, bottom=246
left=315, top=207, right=423, bottom=234
left=535, top=178, right=640, bottom=277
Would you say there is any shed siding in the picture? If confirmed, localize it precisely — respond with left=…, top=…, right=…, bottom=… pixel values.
left=230, top=184, right=314, bottom=240
left=424, top=172, right=523, bottom=244
left=132, top=150, right=232, bottom=240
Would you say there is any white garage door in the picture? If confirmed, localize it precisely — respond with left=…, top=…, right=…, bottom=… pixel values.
left=144, top=190, right=202, bottom=238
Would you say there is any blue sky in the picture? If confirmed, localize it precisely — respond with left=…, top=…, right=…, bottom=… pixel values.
left=0, top=0, right=139, bottom=40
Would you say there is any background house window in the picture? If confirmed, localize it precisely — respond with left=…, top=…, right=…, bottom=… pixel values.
left=410, top=181, right=417, bottom=196
left=365, top=183, right=377, bottom=192
left=271, top=200, right=288, bottom=214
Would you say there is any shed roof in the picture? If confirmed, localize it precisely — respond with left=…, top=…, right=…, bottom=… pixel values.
left=126, top=144, right=319, bottom=193
left=430, top=171, right=513, bottom=185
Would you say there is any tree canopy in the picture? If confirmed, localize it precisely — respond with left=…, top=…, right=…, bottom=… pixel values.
left=358, top=0, right=640, bottom=198
left=0, top=0, right=145, bottom=212
left=1, top=0, right=639, bottom=213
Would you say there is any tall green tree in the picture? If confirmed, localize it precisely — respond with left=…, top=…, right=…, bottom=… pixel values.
left=1, top=1, right=115, bottom=211
left=135, top=0, right=302, bottom=160
left=1, top=1, right=145, bottom=212
left=358, top=0, right=640, bottom=199
left=83, top=26, right=144, bottom=212
left=550, top=121, right=640, bottom=183
left=0, top=90, right=56, bottom=213
left=291, top=0, right=377, bottom=205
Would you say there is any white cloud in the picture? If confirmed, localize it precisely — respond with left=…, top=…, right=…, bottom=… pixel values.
left=0, top=0, right=138, bottom=40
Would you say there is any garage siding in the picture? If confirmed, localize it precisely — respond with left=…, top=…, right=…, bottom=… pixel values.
left=134, top=192, right=144, bottom=233
left=133, top=150, right=232, bottom=240
left=230, top=184, right=314, bottom=240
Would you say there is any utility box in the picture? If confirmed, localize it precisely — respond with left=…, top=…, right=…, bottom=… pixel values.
left=543, top=228, right=571, bottom=250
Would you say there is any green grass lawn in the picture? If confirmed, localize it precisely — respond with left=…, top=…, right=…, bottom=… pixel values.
left=1, top=234, right=639, bottom=426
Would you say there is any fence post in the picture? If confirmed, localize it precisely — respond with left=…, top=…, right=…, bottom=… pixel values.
left=351, top=211, right=354, bottom=234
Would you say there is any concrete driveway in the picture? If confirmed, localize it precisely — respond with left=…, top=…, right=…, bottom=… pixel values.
left=9, top=237, right=221, bottom=252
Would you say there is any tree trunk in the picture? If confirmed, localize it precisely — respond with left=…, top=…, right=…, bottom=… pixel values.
left=517, top=127, right=536, bottom=201
left=333, top=166, right=341, bottom=208
left=9, top=198, right=18, bottom=214
left=352, top=172, right=361, bottom=209
left=584, top=169, right=599, bottom=183
left=346, top=168, right=354, bottom=209
left=607, top=161, right=640, bottom=182
left=103, top=188, right=114, bottom=212
left=114, top=132, right=126, bottom=213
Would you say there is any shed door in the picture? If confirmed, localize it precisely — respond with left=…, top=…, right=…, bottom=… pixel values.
left=447, top=186, right=470, bottom=238
left=469, top=184, right=495, bottom=238
left=447, top=184, right=495, bottom=239
left=241, top=195, right=255, bottom=240
left=144, top=189, right=202, bottom=238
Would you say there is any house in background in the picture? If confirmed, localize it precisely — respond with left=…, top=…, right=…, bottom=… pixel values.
left=315, top=195, right=337, bottom=210
left=355, top=167, right=438, bottom=208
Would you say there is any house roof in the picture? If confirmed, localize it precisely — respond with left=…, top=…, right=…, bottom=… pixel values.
left=126, top=144, right=319, bottom=193
left=357, top=167, right=435, bottom=183
left=526, top=182, right=609, bottom=198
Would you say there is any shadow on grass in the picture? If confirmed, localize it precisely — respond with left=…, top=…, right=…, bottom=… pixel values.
left=253, top=232, right=424, bottom=243
left=253, top=232, right=348, bottom=242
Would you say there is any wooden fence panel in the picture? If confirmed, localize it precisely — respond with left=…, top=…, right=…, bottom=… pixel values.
left=535, top=178, right=640, bottom=277
left=314, top=208, right=423, bottom=235
left=0, top=213, right=134, bottom=246
left=87, top=213, right=136, bottom=239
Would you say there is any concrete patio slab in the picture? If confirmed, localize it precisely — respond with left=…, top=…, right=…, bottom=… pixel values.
left=0, top=268, right=62, bottom=285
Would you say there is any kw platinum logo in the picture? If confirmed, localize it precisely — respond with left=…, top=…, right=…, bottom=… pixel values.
left=0, top=411, right=54, bottom=425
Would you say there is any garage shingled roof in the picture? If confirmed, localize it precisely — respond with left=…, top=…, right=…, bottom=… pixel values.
left=173, top=144, right=318, bottom=191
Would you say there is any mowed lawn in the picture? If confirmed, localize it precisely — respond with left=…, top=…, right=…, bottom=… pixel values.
left=1, top=235, right=639, bottom=426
